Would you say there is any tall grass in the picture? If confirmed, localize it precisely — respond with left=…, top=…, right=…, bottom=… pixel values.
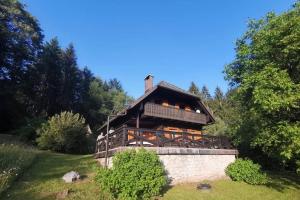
left=0, top=143, right=38, bottom=195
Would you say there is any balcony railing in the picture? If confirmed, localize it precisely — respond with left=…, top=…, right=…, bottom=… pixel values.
left=95, top=126, right=233, bottom=154
left=143, top=103, right=207, bottom=124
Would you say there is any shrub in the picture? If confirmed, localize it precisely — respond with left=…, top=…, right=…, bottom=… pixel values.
left=0, top=144, right=37, bottom=195
left=297, top=160, right=300, bottom=175
left=36, top=111, right=87, bottom=154
left=95, top=149, right=167, bottom=200
left=226, top=158, right=268, bottom=185
left=11, top=117, right=46, bottom=144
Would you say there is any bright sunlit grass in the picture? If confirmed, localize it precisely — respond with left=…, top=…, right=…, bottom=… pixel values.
left=161, top=174, right=300, bottom=200
left=1, top=146, right=299, bottom=200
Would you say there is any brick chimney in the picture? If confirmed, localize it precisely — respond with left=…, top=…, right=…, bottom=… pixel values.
left=144, top=75, right=153, bottom=93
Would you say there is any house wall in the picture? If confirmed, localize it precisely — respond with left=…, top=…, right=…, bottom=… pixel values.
left=96, top=147, right=237, bottom=185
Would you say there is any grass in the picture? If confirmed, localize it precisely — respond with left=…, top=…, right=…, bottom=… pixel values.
left=0, top=136, right=299, bottom=200
left=0, top=152, right=111, bottom=200
left=161, top=173, right=300, bottom=200
left=0, top=137, right=38, bottom=195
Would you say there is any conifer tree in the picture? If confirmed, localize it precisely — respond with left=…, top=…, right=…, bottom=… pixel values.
left=188, top=81, right=200, bottom=95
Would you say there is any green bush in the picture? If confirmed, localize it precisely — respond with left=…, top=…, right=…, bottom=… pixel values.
left=11, top=118, right=46, bottom=144
left=226, top=158, right=268, bottom=185
left=36, top=111, right=87, bottom=154
left=95, top=149, right=167, bottom=200
left=0, top=144, right=37, bottom=195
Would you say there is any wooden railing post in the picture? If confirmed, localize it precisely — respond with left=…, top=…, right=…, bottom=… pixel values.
left=156, top=131, right=161, bottom=147
left=122, top=125, right=126, bottom=146
left=218, top=136, right=222, bottom=149
left=95, top=140, right=98, bottom=153
left=182, top=132, right=184, bottom=147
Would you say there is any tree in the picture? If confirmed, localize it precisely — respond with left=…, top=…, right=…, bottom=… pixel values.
left=205, top=116, right=227, bottom=136
left=188, top=82, right=233, bottom=136
left=0, top=0, right=43, bottom=82
left=188, top=81, right=200, bottom=95
left=0, top=0, right=131, bottom=136
left=0, top=0, right=43, bottom=131
left=84, top=78, right=108, bottom=128
left=35, top=38, right=64, bottom=116
left=105, top=78, right=123, bottom=92
left=60, top=44, right=82, bottom=111
left=200, top=85, right=212, bottom=102
left=225, top=2, right=300, bottom=172
left=214, top=87, right=224, bottom=102
left=111, top=91, right=134, bottom=114
left=37, top=111, right=87, bottom=153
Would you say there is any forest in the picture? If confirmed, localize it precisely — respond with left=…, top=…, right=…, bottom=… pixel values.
left=0, top=0, right=133, bottom=136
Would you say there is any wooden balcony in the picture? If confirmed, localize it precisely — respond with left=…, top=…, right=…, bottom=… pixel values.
left=143, top=103, right=207, bottom=124
left=95, top=126, right=233, bottom=156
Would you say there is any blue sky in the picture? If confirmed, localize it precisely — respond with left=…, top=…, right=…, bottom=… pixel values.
left=22, top=0, right=295, bottom=98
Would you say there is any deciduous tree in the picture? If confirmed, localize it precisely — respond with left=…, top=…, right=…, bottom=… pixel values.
left=225, top=2, right=300, bottom=172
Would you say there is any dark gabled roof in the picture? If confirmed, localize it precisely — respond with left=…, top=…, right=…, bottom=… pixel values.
left=158, top=81, right=200, bottom=98
left=98, top=81, right=215, bottom=131
left=129, top=81, right=199, bottom=109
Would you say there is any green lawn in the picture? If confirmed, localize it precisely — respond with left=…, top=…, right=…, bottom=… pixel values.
left=162, top=174, right=300, bottom=200
left=2, top=151, right=299, bottom=200
left=1, top=152, right=111, bottom=200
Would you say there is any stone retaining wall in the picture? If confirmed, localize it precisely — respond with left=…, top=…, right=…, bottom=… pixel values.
left=96, top=147, right=237, bottom=184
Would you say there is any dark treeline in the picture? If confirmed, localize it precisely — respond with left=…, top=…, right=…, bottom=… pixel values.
left=0, top=0, right=132, bottom=133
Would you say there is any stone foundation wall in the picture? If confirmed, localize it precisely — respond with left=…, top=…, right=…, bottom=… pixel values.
left=160, top=154, right=235, bottom=184
left=96, top=147, right=237, bottom=184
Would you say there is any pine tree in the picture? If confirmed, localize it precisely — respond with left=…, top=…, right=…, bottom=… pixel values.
left=214, top=87, right=224, bottom=101
left=60, top=44, right=82, bottom=111
left=36, top=38, right=64, bottom=116
left=107, top=78, right=123, bottom=92
left=188, top=81, right=200, bottom=95
left=200, top=85, right=211, bottom=101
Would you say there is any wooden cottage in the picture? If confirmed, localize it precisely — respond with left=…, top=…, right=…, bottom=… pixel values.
left=95, top=75, right=237, bottom=183
left=95, top=75, right=232, bottom=154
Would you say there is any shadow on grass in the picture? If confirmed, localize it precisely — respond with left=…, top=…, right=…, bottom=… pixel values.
left=158, top=184, right=173, bottom=199
left=265, top=171, right=300, bottom=192
left=1, top=152, right=96, bottom=200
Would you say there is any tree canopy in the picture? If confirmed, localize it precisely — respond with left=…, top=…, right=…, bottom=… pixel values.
left=0, top=0, right=44, bottom=131
left=225, top=2, right=300, bottom=173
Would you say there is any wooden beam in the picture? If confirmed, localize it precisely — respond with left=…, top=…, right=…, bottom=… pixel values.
left=136, top=112, right=140, bottom=128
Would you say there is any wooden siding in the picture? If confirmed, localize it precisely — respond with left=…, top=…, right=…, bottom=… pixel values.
left=144, top=103, right=207, bottom=124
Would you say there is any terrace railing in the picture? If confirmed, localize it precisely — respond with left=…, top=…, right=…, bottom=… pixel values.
left=143, top=103, right=208, bottom=124
left=95, top=126, right=233, bottom=153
